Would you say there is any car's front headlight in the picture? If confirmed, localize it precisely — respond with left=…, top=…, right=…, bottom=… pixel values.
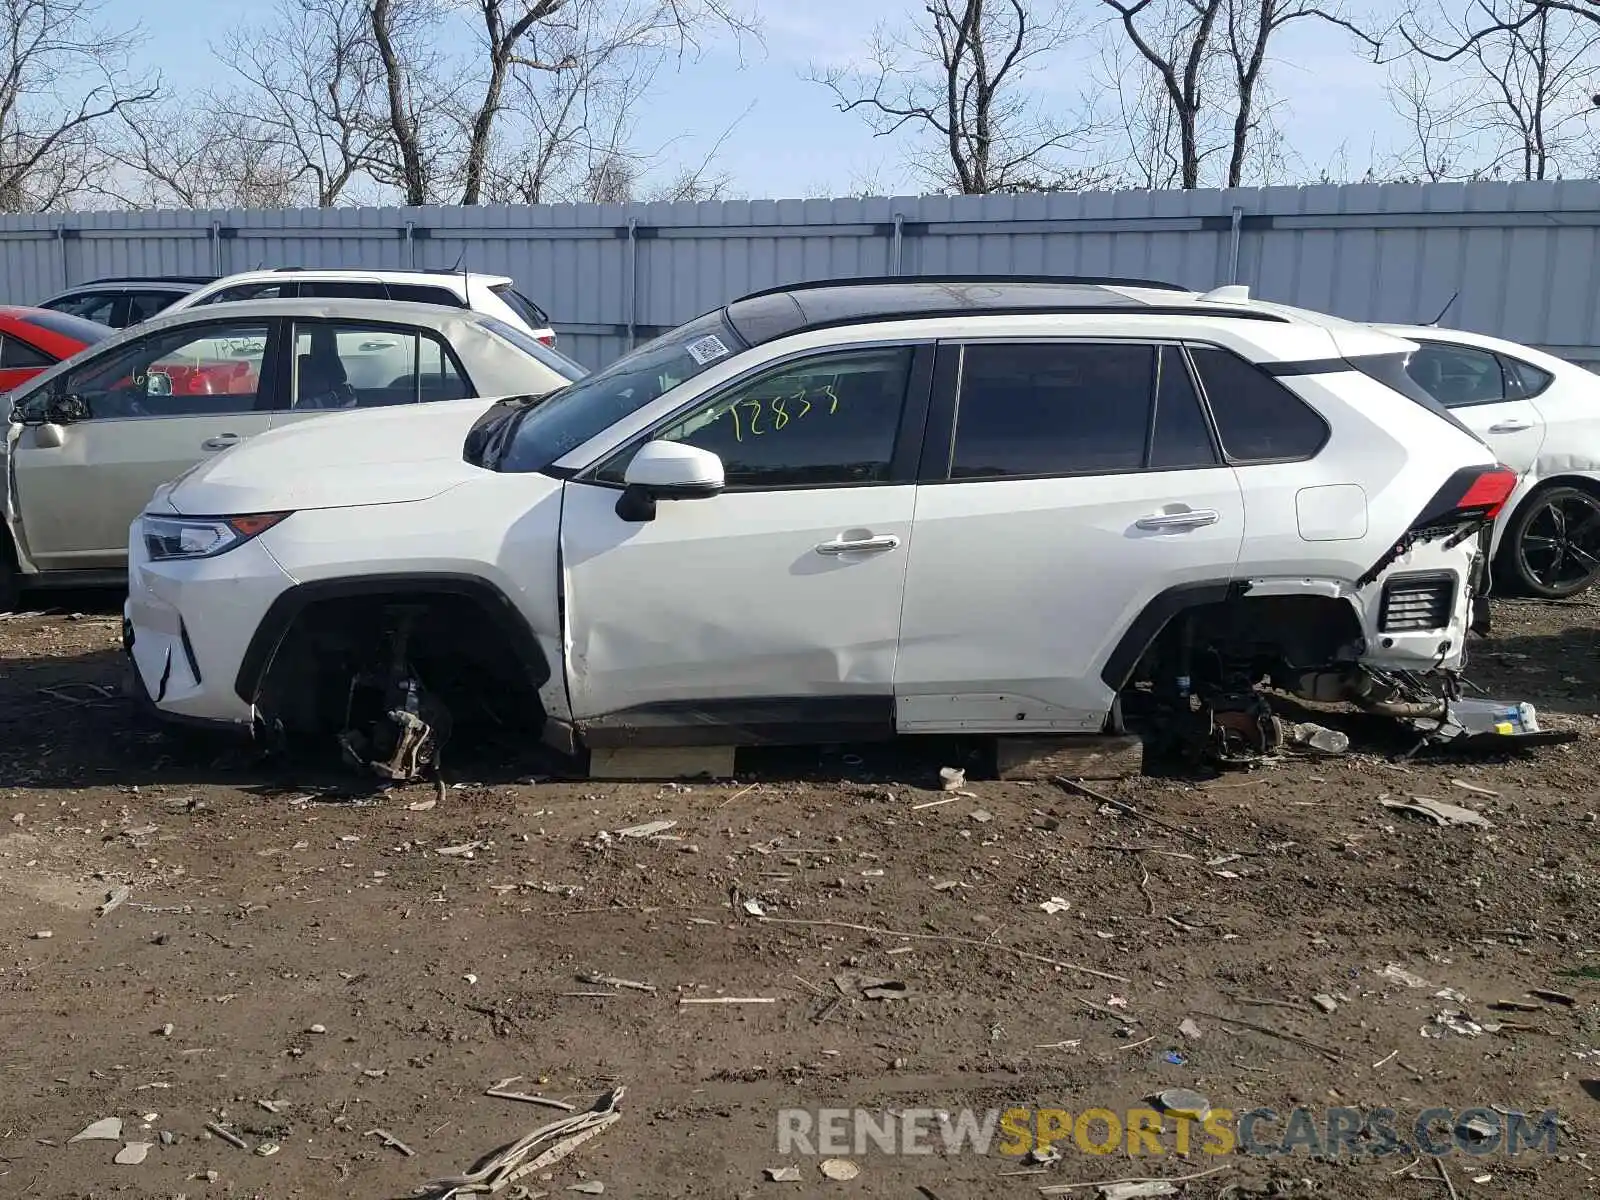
left=141, top=512, right=290, bottom=561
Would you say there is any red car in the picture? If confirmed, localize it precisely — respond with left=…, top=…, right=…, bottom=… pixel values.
left=0, top=306, right=113, bottom=393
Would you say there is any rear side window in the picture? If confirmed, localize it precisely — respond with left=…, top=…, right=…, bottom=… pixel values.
left=1504, top=356, right=1554, bottom=399
left=1405, top=342, right=1505, bottom=408
left=491, top=283, right=550, bottom=329
left=45, top=291, right=118, bottom=325
left=0, top=336, right=51, bottom=367
left=1190, top=346, right=1328, bottom=462
left=388, top=284, right=466, bottom=307
left=126, top=292, right=184, bottom=323
left=952, top=343, right=1153, bottom=478
left=301, top=280, right=388, bottom=300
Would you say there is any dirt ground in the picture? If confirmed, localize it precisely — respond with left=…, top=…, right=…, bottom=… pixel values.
left=1, top=593, right=1597, bottom=1200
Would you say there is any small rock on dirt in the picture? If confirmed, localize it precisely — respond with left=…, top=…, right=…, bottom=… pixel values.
left=819, top=1158, right=860, bottom=1180
left=1039, top=897, right=1071, bottom=915
left=567, top=1182, right=605, bottom=1194
left=1381, top=963, right=1431, bottom=989
left=940, top=766, right=966, bottom=791
left=1312, top=994, right=1338, bottom=1013
left=1150, top=1088, right=1211, bottom=1119
left=969, top=809, right=993, bottom=824
left=70, top=1117, right=123, bottom=1142
left=1380, top=796, right=1491, bottom=828
left=1100, top=1183, right=1178, bottom=1200
left=115, top=1142, right=152, bottom=1165
left=31, top=930, right=52, bottom=939
left=1178, top=1018, right=1203, bottom=1039
left=1288, top=722, right=1350, bottom=754
left=765, top=1166, right=802, bottom=1182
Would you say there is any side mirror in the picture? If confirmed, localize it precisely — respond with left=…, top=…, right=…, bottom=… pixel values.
left=615, top=440, right=724, bottom=522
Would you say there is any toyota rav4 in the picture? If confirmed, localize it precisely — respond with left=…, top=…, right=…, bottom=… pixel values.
left=124, top=277, right=1515, bottom=767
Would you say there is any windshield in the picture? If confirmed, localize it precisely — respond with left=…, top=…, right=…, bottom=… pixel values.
left=495, top=311, right=743, bottom=473
left=479, top=316, right=587, bottom=381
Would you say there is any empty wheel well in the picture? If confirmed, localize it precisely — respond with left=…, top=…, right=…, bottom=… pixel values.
left=1120, top=592, right=1365, bottom=695
left=244, top=581, right=548, bottom=735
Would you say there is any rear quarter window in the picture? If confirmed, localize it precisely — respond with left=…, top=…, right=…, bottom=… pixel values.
left=1189, top=345, right=1329, bottom=462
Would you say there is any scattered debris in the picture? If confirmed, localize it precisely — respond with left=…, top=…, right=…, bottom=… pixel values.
left=578, top=973, right=656, bottom=993
left=765, top=1166, right=802, bottom=1182
left=31, top=930, right=52, bottom=940
left=1039, top=897, right=1071, bottom=915
left=969, top=809, right=994, bottom=824
left=1381, top=963, right=1432, bottom=989
left=114, top=1142, right=152, bottom=1165
left=204, top=1122, right=248, bottom=1150
left=1451, top=779, right=1500, bottom=797
left=1529, top=989, right=1576, bottom=1006
left=1434, top=987, right=1469, bottom=1004
left=1311, top=994, right=1339, bottom=1014
left=742, top=899, right=767, bottom=917
left=678, top=996, right=777, bottom=1006
left=1099, top=1184, right=1178, bottom=1200
left=257, top=1099, right=285, bottom=1114
left=614, top=820, right=678, bottom=839
left=96, top=886, right=131, bottom=917
left=486, top=1078, right=577, bottom=1111
left=408, top=798, right=437, bottom=812
left=1178, top=1018, right=1203, bottom=1040
left=1150, top=1088, right=1211, bottom=1120
left=911, top=797, right=955, bottom=810
left=1380, top=796, right=1492, bottom=828
left=568, top=1183, right=605, bottom=1195
left=415, top=1086, right=623, bottom=1198
left=1429, top=1011, right=1485, bottom=1038
left=308, top=1023, right=327, bottom=1034
left=157, top=1023, right=174, bottom=1037
left=367, top=1129, right=415, bottom=1156
left=939, top=766, right=966, bottom=791
left=1457, top=1115, right=1497, bottom=1141
left=255, top=1141, right=281, bottom=1157
left=437, top=840, right=488, bottom=857
left=70, top=1117, right=123, bottom=1143
left=1163, top=1051, right=1187, bottom=1065
left=819, top=1158, right=860, bottom=1181
left=1287, top=722, right=1349, bottom=754
left=1027, top=1145, right=1064, bottom=1166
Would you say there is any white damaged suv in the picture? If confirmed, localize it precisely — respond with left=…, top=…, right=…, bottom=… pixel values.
left=124, top=277, right=1514, bottom=764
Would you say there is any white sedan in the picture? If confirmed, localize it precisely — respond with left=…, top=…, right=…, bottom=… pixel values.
left=1379, top=324, right=1600, bottom=598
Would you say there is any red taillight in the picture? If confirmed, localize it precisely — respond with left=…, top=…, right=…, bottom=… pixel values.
left=537, top=334, right=556, bottom=347
left=1457, top=465, right=1517, bottom=519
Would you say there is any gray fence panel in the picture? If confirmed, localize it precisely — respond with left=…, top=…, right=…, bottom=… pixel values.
left=5, top=182, right=1600, bottom=369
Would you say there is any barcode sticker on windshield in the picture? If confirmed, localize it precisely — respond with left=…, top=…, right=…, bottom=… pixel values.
left=685, top=334, right=730, bottom=365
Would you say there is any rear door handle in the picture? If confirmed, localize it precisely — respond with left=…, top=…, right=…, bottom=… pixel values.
left=1488, top=420, right=1532, bottom=433
left=815, top=535, right=901, bottom=556
left=201, top=434, right=240, bottom=451
left=1136, top=509, right=1220, bottom=531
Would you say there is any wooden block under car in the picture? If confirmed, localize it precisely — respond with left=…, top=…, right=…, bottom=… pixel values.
left=587, top=744, right=737, bottom=781
left=993, top=734, right=1145, bottom=781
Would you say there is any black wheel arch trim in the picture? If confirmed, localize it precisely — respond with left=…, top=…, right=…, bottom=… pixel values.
left=234, top=572, right=552, bottom=705
left=1099, top=580, right=1250, bottom=691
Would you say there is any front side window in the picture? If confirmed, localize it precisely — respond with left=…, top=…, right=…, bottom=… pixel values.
left=292, top=321, right=469, bottom=408
left=951, top=342, right=1155, bottom=479
left=497, top=310, right=743, bottom=473
left=200, top=282, right=289, bottom=305
left=1404, top=342, right=1506, bottom=408
left=1190, top=345, right=1329, bottom=461
left=43, top=322, right=271, bottom=419
left=45, top=291, right=118, bottom=324
left=597, top=346, right=913, bottom=489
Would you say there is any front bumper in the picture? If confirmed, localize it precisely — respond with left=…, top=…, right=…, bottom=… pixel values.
left=125, top=520, right=296, bottom=729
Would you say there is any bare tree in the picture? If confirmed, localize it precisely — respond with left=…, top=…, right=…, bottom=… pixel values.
left=1098, top=0, right=1370, bottom=187
left=108, top=102, right=312, bottom=209
left=813, top=0, right=1107, bottom=195
left=1386, top=0, right=1600, bottom=180
left=210, top=0, right=387, bottom=207
left=0, top=0, right=161, bottom=211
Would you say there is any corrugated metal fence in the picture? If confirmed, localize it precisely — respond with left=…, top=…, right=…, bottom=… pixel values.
left=4, top=180, right=1600, bottom=369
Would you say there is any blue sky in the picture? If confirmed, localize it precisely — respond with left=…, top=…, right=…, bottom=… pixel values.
left=122, top=0, right=1403, bottom=199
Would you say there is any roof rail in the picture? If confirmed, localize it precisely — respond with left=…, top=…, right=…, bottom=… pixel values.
left=83, top=274, right=216, bottom=285
left=734, top=274, right=1190, bottom=302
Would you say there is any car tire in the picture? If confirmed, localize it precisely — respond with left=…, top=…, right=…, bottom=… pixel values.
left=0, top=539, right=19, bottom=614
left=1499, top=484, right=1600, bottom=599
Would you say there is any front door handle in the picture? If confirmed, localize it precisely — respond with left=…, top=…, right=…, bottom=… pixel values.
left=1136, top=509, right=1220, bottom=531
left=815, top=535, right=901, bottom=556
left=201, top=433, right=240, bottom=451
left=1488, top=420, right=1532, bottom=433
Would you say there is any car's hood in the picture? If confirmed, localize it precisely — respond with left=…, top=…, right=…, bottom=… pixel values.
left=168, top=398, right=500, bottom=515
